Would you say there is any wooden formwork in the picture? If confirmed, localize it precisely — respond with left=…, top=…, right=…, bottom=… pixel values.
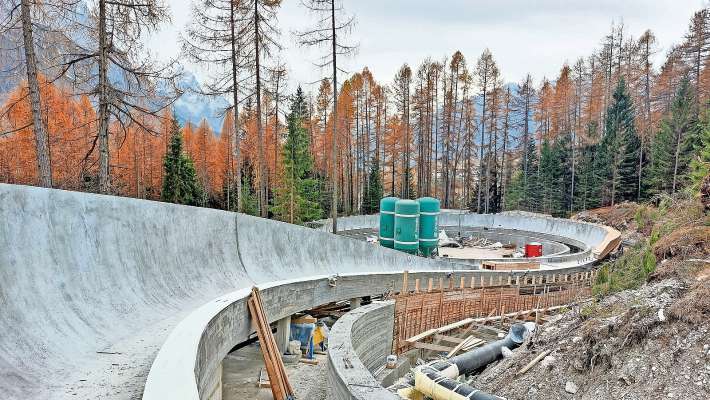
left=392, top=271, right=596, bottom=354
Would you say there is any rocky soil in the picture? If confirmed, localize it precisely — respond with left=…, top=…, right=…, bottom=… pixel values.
left=474, top=198, right=710, bottom=399
left=474, top=277, right=709, bottom=399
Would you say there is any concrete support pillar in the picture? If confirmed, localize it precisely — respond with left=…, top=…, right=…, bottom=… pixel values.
left=275, top=315, right=291, bottom=354
left=350, top=297, right=362, bottom=310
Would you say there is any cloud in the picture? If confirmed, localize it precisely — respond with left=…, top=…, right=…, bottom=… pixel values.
left=148, top=0, right=704, bottom=93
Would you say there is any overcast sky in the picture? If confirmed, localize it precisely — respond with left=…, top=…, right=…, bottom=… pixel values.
left=147, top=0, right=708, bottom=92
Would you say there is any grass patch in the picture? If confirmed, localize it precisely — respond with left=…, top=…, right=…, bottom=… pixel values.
left=633, top=205, right=657, bottom=233
left=593, top=241, right=657, bottom=297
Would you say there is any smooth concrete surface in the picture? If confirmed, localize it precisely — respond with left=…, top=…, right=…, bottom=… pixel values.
left=275, top=316, right=291, bottom=354
left=0, top=184, right=619, bottom=400
left=327, top=301, right=399, bottom=400
left=0, top=184, right=449, bottom=400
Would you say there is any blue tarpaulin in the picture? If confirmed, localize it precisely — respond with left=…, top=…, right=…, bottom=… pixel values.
left=290, top=323, right=315, bottom=359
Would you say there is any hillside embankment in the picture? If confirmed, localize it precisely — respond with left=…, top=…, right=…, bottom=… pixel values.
left=473, top=194, right=710, bottom=399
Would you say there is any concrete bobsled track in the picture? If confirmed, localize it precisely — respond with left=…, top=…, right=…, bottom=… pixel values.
left=0, top=184, right=620, bottom=400
left=319, top=210, right=620, bottom=268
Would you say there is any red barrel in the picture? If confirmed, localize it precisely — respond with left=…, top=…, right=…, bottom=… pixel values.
left=525, top=242, right=543, bottom=257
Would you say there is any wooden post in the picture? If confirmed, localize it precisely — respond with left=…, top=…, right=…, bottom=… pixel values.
left=248, top=287, right=294, bottom=400
left=438, top=289, right=445, bottom=326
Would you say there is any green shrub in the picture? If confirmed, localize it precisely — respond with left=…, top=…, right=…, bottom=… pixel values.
left=593, top=241, right=657, bottom=297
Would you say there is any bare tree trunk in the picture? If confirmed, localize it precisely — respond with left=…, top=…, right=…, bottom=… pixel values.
left=433, top=71, right=439, bottom=199
left=477, top=76, right=487, bottom=213
left=97, top=0, right=110, bottom=193
left=404, top=80, right=410, bottom=199
left=639, top=39, right=651, bottom=201
left=290, top=140, right=295, bottom=223
left=672, top=127, right=682, bottom=193
left=254, top=0, right=267, bottom=217
left=330, top=0, right=338, bottom=232
left=272, top=77, right=280, bottom=208
left=134, top=128, right=140, bottom=197
left=20, top=0, right=52, bottom=188
left=230, top=2, right=242, bottom=212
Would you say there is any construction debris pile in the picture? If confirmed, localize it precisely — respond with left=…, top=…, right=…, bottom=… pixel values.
left=437, top=230, right=525, bottom=260
left=391, top=323, right=537, bottom=400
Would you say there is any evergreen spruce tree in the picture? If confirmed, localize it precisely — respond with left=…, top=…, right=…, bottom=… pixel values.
left=222, top=162, right=259, bottom=215
left=556, top=131, right=574, bottom=214
left=271, top=87, right=323, bottom=223
left=648, top=78, right=701, bottom=194
left=504, top=170, right=525, bottom=211
left=240, top=166, right=259, bottom=216
left=161, top=116, right=203, bottom=205
left=574, top=145, right=602, bottom=211
left=523, top=138, right=540, bottom=212
left=538, top=139, right=564, bottom=216
left=599, top=78, right=640, bottom=205
left=362, top=159, right=383, bottom=214
left=690, top=108, right=710, bottom=191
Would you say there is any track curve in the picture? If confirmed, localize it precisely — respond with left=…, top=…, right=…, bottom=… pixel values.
left=0, top=184, right=620, bottom=400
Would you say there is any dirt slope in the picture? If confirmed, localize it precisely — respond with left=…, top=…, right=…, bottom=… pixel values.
left=475, top=198, right=710, bottom=399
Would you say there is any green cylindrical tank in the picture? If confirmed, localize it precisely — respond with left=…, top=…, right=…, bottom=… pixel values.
left=394, top=199, right=420, bottom=254
left=417, top=197, right=440, bottom=256
left=378, top=197, right=399, bottom=248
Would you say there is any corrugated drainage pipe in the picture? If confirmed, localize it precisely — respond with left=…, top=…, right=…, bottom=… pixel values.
left=398, top=323, right=533, bottom=399
left=414, top=366, right=504, bottom=400
left=448, top=322, right=531, bottom=375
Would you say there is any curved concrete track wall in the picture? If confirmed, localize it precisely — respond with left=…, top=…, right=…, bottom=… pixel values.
left=327, top=301, right=399, bottom=400
left=0, top=184, right=448, bottom=400
left=319, top=211, right=620, bottom=267
left=0, top=184, right=619, bottom=400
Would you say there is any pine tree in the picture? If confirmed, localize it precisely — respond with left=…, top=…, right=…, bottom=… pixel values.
left=648, top=78, right=701, bottom=194
left=599, top=78, right=639, bottom=205
left=271, top=87, right=323, bottom=224
left=362, top=159, right=384, bottom=214
left=161, top=116, right=203, bottom=206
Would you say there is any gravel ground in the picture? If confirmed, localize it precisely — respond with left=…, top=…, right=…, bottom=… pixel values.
left=222, top=344, right=328, bottom=400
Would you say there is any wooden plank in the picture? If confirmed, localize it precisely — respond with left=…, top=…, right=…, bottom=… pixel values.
left=462, top=339, right=486, bottom=351
left=435, top=317, right=474, bottom=333
left=258, top=368, right=271, bottom=388
left=299, top=358, right=319, bottom=365
left=413, top=342, right=453, bottom=353
left=248, top=287, right=294, bottom=400
left=248, top=296, right=285, bottom=399
left=516, top=350, right=551, bottom=375
left=434, top=334, right=466, bottom=344
left=446, top=336, right=474, bottom=357
left=482, top=261, right=540, bottom=271
left=405, top=328, right=438, bottom=344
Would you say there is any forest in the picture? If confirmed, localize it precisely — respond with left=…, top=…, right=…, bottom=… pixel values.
left=1, top=1, right=710, bottom=227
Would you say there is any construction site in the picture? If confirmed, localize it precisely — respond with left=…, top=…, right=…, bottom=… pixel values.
left=1, top=184, right=709, bottom=400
